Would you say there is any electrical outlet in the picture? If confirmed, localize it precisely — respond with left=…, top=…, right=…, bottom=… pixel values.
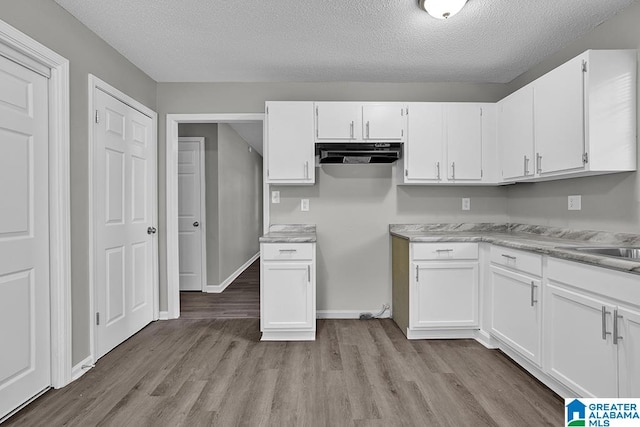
left=568, top=195, right=582, bottom=211
left=301, top=199, right=309, bottom=212
left=271, top=191, right=280, bottom=204
left=462, top=198, right=471, bottom=211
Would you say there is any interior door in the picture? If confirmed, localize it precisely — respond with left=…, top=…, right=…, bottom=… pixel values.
left=0, top=55, right=51, bottom=420
left=94, top=88, right=156, bottom=359
left=178, top=138, right=204, bottom=291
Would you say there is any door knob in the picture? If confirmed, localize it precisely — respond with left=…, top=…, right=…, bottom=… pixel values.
left=147, top=226, right=157, bottom=235
left=193, top=221, right=199, bottom=227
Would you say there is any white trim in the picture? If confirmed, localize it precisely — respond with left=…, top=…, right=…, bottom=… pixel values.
left=316, top=310, right=393, bottom=319
left=178, top=137, right=207, bottom=292
left=261, top=330, right=315, bottom=341
left=88, top=75, right=159, bottom=364
left=166, top=114, right=265, bottom=319
left=204, top=252, right=259, bottom=293
left=71, top=355, right=94, bottom=381
left=0, top=19, right=72, bottom=389
left=158, top=311, right=170, bottom=321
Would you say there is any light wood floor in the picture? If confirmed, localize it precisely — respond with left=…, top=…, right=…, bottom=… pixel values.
left=7, top=318, right=563, bottom=426
left=180, top=259, right=260, bottom=319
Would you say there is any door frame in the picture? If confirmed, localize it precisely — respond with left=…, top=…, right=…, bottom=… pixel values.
left=166, top=113, right=266, bottom=319
left=178, top=136, right=207, bottom=292
left=88, top=74, right=159, bottom=365
left=0, top=19, right=72, bottom=388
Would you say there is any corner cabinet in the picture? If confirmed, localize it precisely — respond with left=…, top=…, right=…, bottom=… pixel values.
left=265, top=101, right=315, bottom=184
left=400, top=103, right=497, bottom=185
left=498, top=85, right=535, bottom=181
left=260, top=242, right=316, bottom=341
left=392, top=238, right=479, bottom=339
left=314, top=102, right=406, bottom=142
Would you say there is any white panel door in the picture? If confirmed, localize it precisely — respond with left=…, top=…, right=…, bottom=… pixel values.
left=405, top=103, right=444, bottom=181
left=498, top=86, right=535, bottom=180
left=618, top=306, right=640, bottom=398
left=446, top=104, right=482, bottom=181
left=178, top=138, right=204, bottom=291
left=362, top=103, right=404, bottom=140
left=0, top=55, right=51, bottom=420
left=261, top=262, right=313, bottom=330
left=95, top=89, right=155, bottom=359
left=411, top=262, right=479, bottom=329
left=534, top=54, right=586, bottom=174
left=315, top=102, right=361, bottom=140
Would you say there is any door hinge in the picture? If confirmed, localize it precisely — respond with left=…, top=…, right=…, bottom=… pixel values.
left=266, top=106, right=269, bottom=114
left=582, top=152, right=589, bottom=164
left=481, top=169, right=484, bottom=178
left=401, top=129, right=404, bottom=137
left=401, top=107, right=404, bottom=116
left=406, top=107, right=409, bottom=115
left=95, top=110, right=100, bottom=124
left=480, top=107, right=483, bottom=116
left=267, top=169, right=269, bottom=177
left=96, top=312, right=100, bottom=326
left=315, top=106, right=318, bottom=116
left=405, top=169, right=408, bottom=177
left=582, top=60, right=587, bottom=73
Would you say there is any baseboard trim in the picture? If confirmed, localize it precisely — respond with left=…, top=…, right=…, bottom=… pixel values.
left=158, top=311, right=170, bottom=320
left=204, top=252, right=259, bottom=293
left=317, top=310, right=392, bottom=319
left=71, top=355, right=94, bottom=381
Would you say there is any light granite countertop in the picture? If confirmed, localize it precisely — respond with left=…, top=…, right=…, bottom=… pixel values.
left=260, top=224, right=317, bottom=243
left=390, top=223, right=640, bottom=275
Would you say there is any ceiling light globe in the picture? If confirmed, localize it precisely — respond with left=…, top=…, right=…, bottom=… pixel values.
left=420, top=0, right=468, bottom=19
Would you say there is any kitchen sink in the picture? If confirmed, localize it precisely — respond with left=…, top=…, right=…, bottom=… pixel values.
left=556, top=246, right=640, bottom=260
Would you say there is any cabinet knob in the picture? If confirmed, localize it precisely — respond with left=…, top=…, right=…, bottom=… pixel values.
left=193, top=221, right=199, bottom=227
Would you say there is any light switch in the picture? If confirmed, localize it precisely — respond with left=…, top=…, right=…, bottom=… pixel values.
left=301, top=199, right=309, bottom=212
left=271, top=191, right=280, bottom=204
left=462, top=198, right=471, bottom=211
left=568, top=195, right=582, bottom=210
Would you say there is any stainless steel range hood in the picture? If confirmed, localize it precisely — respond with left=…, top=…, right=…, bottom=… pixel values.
left=316, top=143, right=402, bottom=164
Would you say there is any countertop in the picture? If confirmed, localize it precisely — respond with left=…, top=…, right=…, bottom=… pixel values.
left=260, top=224, right=317, bottom=243
left=390, top=223, right=640, bottom=275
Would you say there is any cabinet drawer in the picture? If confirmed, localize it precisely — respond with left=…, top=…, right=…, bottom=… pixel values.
left=412, top=243, right=478, bottom=260
left=490, top=246, right=542, bottom=277
left=262, top=243, right=313, bottom=261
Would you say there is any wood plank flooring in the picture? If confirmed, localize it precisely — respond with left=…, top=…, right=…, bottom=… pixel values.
left=7, top=318, right=563, bottom=426
left=180, top=259, right=260, bottom=319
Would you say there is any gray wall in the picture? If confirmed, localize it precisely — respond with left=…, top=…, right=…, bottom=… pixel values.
left=505, top=1, right=640, bottom=232
left=217, top=124, right=264, bottom=281
left=0, top=0, right=157, bottom=365
left=178, top=124, right=220, bottom=284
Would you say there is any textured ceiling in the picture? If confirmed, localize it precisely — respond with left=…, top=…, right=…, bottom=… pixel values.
left=53, top=0, right=635, bottom=83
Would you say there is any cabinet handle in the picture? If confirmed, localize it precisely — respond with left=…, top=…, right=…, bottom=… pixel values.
left=530, top=282, right=538, bottom=307
left=602, top=306, right=612, bottom=340
left=350, top=121, right=354, bottom=138
left=451, top=162, right=456, bottom=180
left=501, top=254, right=516, bottom=260
left=279, top=249, right=297, bottom=253
left=614, top=310, right=623, bottom=345
left=536, top=153, right=542, bottom=174
left=305, top=161, right=309, bottom=179
left=436, top=162, right=441, bottom=180
left=436, top=249, right=454, bottom=253
left=524, top=155, right=529, bottom=176
left=366, top=121, right=370, bottom=139
left=307, top=265, right=311, bottom=283
left=416, top=265, right=419, bottom=282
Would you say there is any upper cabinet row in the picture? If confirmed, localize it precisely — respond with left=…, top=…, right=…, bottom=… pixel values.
left=265, top=49, right=636, bottom=186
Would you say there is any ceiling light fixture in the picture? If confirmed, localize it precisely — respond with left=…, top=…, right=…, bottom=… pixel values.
left=420, top=0, right=468, bottom=19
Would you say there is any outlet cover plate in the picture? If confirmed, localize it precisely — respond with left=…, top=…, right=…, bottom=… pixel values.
left=462, top=198, right=471, bottom=211
left=271, top=191, right=280, bottom=204
left=301, top=199, right=309, bottom=211
left=568, top=195, right=582, bottom=211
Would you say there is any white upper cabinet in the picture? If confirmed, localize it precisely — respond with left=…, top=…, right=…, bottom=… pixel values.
left=265, top=101, right=315, bottom=185
left=315, top=102, right=405, bottom=142
left=498, top=84, right=535, bottom=181
left=401, top=103, right=495, bottom=184
left=498, top=49, right=636, bottom=182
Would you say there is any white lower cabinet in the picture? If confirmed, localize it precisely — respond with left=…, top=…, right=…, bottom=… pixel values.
left=260, top=243, right=316, bottom=341
left=544, top=258, right=640, bottom=397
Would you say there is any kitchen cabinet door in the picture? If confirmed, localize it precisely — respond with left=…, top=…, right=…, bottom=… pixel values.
left=498, top=85, right=535, bottom=181
left=265, top=101, right=315, bottom=184
left=261, top=262, right=314, bottom=330
left=534, top=54, right=586, bottom=175
left=617, top=305, right=640, bottom=398
left=490, top=266, right=541, bottom=365
left=411, top=261, right=479, bottom=329
left=404, top=103, right=444, bottom=181
left=446, top=104, right=482, bottom=181
left=315, top=102, right=361, bottom=140
left=362, top=103, right=405, bottom=140
left=545, top=283, right=618, bottom=397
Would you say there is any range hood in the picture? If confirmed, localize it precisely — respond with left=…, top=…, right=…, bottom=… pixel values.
left=316, top=142, right=402, bottom=164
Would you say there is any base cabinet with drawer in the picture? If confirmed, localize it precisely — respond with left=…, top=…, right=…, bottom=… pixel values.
left=260, top=242, right=316, bottom=341
left=489, top=246, right=542, bottom=366
left=392, top=238, right=479, bottom=339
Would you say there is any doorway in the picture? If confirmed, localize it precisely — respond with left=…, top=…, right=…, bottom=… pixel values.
left=166, top=114, right=266, bottom=319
